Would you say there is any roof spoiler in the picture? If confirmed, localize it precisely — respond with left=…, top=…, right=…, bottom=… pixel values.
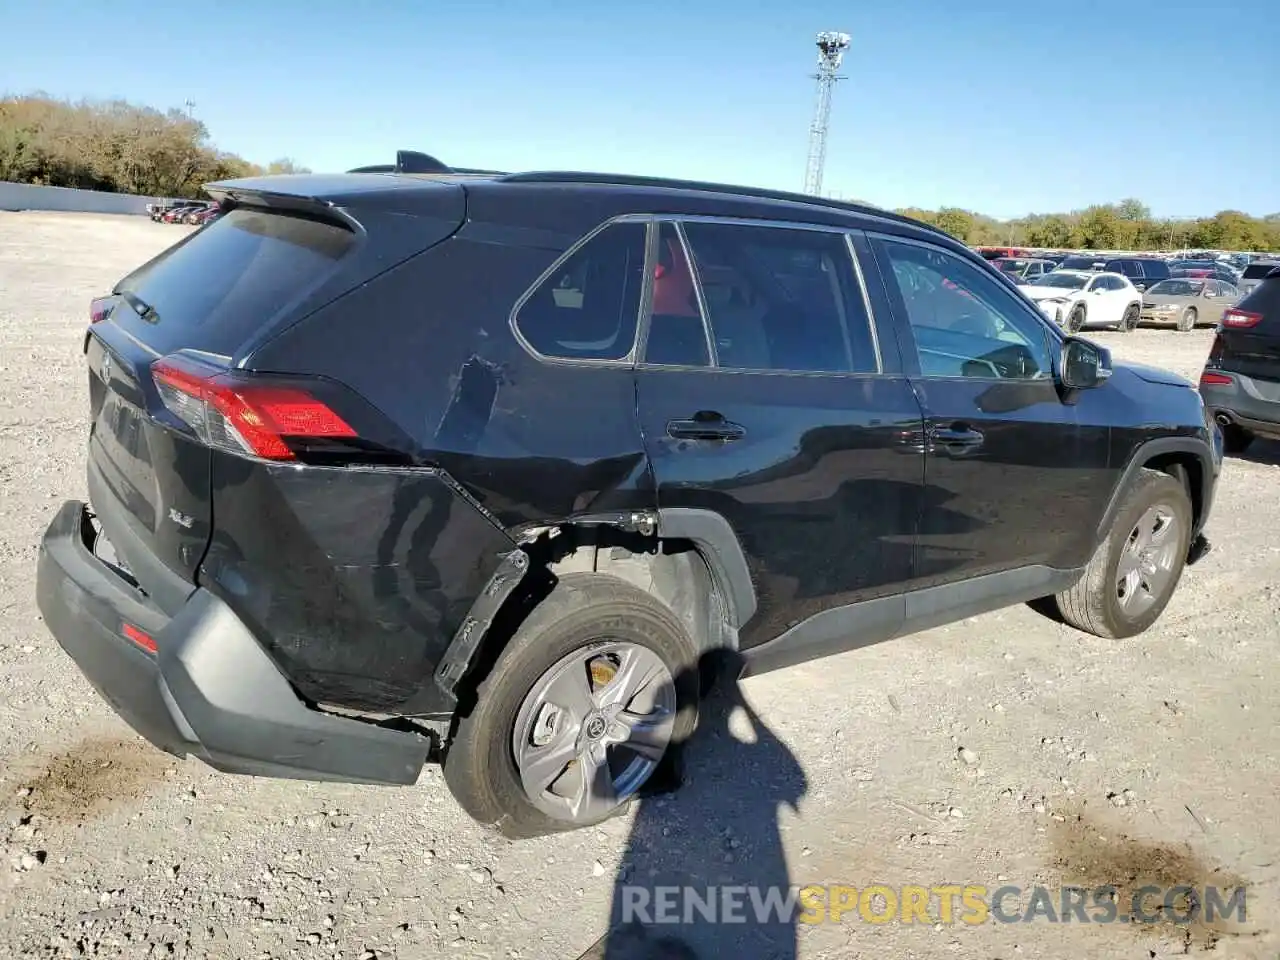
left=347, top=150, right=507, bottom=176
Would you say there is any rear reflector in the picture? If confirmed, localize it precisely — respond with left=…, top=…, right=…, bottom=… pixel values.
left=151, top=354, right=357, bottom=461
left=1222, top=309, right=1263, bottom=329
left=89, top=297, right=114, bottom=324
left=1199, top=371, right=1233, bottom=386
left=122, top=623, right=157, bottom=654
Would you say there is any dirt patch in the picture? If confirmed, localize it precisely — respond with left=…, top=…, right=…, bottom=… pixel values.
left=1047, top=808, right=1261, bottom=950
left=16, top=737, right=173, bottom=824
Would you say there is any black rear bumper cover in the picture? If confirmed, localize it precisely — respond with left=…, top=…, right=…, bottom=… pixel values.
left=36, top=500, right=430, bottom=785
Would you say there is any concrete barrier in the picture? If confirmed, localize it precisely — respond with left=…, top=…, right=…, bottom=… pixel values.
left=0, top=181, right=164, bottom=216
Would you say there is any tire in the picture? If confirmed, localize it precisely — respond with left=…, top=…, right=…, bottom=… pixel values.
left=443, top=572, right=701, bottom=839
left=1066, top=305, right=1086, bottom=333
left=1221, top=422, right=1254, bottom=455
left=1051, top=468, right=1192, bottom=639
left=1118, top=303, right=1140, bottom=332
left=1177, top=307, right=1196, bottom=332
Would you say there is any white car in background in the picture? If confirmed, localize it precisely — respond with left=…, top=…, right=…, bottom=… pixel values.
left=1022, top=269, right=1142, bottom=333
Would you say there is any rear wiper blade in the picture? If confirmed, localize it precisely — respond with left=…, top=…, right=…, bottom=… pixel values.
left=118, top=291, right=158, bottom=322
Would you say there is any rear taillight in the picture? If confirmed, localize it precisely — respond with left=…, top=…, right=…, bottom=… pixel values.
left=89, top=296, right=114, bottom=324
left=151, top=354, right=357, bottom=461
left=1222, top=309, right=1263, bottom=329
left=1199, top=371, right=1233, bottom=386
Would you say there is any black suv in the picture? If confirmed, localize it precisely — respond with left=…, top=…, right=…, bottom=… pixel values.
left=1104, top=257, right=1172, bottom=293
left=1200, top=265, right=1280, bottom=453
left=37, top=156, right=1220, bottom=838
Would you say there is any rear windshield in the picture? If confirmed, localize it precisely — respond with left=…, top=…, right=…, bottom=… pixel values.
left=116, top=208, right=355, bottom=356
left=1060, top=256, right=1100, bottom=269
left=1243, top=262, right=1280, bottom=279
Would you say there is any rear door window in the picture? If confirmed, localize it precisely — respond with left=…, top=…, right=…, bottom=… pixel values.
left=116, top=208, right=356, bottom=357
left=675, top=221, right=879, bottom=374
left=514, top=222, right=647, bottom=362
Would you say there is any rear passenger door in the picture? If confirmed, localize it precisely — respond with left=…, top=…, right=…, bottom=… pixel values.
left=633, top=219, right=925, bottom=655
left=862, top=233, right=1112, bottom=593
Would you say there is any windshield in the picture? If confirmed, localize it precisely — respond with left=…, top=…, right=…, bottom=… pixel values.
left=1147, top=279, right=1204, bottom=296
left=1031, top=271, right=1089, bottom=289
left=994, top=259, right=1030, bottom=273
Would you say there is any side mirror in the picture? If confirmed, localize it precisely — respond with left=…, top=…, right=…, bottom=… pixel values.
left=1061, top=337, right=1111, bottom=390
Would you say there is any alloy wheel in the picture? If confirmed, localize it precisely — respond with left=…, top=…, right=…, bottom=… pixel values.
left=511, top=641, right=676, bottom=824
left=1116, top=504, right=1180, bottom=618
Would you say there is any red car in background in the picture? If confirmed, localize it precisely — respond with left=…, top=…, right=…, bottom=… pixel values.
left=183, top=205, right=223, bottom=226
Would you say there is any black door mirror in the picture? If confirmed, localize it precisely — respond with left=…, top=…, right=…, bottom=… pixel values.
left=1061, top=337, right=1112, bottom=389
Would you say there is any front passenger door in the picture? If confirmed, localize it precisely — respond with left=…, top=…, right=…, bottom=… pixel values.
left=864, top=234, right=1113, bottom=591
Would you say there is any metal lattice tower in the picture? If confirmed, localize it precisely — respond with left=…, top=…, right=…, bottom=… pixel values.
left=803, top=31, right=851, bottom=196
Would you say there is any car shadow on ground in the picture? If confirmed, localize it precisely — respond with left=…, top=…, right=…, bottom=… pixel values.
left=1232, top=436, right=1280, bottom=466
left=574, top=650, right=807, bottom=960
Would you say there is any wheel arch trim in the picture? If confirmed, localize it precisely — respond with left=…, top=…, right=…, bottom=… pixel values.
left=656, top=507, right=757, bottom=628
left=1097, top=436, right=1215, bottom=542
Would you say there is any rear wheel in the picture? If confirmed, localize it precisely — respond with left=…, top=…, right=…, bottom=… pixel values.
left=1118, top=303, right=1140, bottom=332
left=1177, top=307, right=1197, bottom=332
left=443, top=573, right=700, bottom=838
left=1066, top=305, right=1086, bottom=333
left=1051, top=469, right=1191, bottom=639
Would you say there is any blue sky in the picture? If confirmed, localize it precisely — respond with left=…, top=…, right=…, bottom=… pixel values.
left=4, top=0, right=1277, bottom=219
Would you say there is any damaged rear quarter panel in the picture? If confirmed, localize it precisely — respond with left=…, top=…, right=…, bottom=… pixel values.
left=201, top=454, right=518, bottom=714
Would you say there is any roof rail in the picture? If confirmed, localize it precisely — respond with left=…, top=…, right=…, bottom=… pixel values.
left=497, top=171, right=946, bottom=236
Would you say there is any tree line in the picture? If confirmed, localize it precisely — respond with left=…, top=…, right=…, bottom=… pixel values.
left=4, top=94, right=1276, bottom=251
left=895, top=200, right=1280, bottom=253
left=0, top=95, right=309, bottom=199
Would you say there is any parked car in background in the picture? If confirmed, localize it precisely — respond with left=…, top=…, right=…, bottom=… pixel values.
left=1200, top=270, right=1280, bottom=454
left=149, top=199, right=205, bottom=222
left=1060, top=254, right=1106, bottom=271
left=1140, top=278, right=1240, bottom=331
left=991, top=257, right=1056, bottom=284
left=1172, top=261, right=1240, bottom=285
left=1239, top=259, right=1280, bottom=296
left=1104, top=256, right=1172, bottom=293
left=185, top=205, right=223, bottom=226
left=34, top=159, right=1218, bottom=837
left=1023, top=269, right=1142, bottom=332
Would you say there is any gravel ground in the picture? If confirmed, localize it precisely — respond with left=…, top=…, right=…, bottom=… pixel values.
left=1, top=211, right=1278, bottom=960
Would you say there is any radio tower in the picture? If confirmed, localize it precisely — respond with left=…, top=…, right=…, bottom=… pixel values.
left=803, top=31, right=851, bottom=196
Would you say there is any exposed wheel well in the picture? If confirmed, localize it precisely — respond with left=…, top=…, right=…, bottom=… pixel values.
left=1141, top=452, right=1204, bottom=529
left=447, top=523, right=733, bottom=730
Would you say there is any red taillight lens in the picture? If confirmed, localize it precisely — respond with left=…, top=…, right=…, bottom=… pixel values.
left=1222, top=309, right=1263, bottom=329
left=151, top=354, right=357, bottom=461
left=89, top=296, right=113, bottom=324
left=1199, top=371, right=1233, bottom=386
left=122, top=623, right=157, bottom=654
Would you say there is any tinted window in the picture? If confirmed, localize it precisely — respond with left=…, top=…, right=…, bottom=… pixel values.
left=643, top=223, right=710, bottom=367
left=514, top=222, right=647, bottom=361
left=1142, top=259, right=1171, bottom=280
left=116, top=208, right=355, bottom=356
left=1107, top=260, right=1142, bottom=278
left=877, top=238, right=1053, bottom=381
left=1061, top=255, right=1099, bottom=270
left=1243, top=262, right=1280, bottom=279
left=679, top=221, right=877, bottom=373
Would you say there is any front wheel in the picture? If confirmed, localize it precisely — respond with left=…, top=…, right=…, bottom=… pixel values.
left=1051, top=469, right=1192, bottom=639
left=443, top=573, right=700, bottom=839
left=1177, top=307, right=1197, bottom=332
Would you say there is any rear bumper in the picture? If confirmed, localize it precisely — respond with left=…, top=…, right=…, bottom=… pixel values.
left=36, top=501, right=430, bottom=785
left=1200, top=373, right=1280, bottom=440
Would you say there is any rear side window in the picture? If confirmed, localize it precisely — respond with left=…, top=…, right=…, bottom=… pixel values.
left=1243, top=262, right=1280, bottom=280
left=1107, top=260, right=1141, bottom=278
left=514, top=222, right=647, bottom=362
left=678, top=221, right=878, bottom=374
left=117, top=208, right=355, bottom=356
left=1142, top=260, right=1171, bottom=280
